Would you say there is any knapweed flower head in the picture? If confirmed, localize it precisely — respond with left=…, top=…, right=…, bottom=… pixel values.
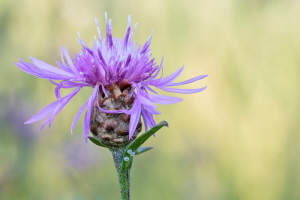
left=15, top=14, right=207, bottom=143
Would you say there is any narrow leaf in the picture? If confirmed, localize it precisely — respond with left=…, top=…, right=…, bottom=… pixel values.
left=120, top=121, right=168, bottom=171
left=135, top=147, right=153, bottom=155
left=88, top=136, right=109, bottom=148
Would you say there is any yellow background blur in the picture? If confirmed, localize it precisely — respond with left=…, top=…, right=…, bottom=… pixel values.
left=1, top=0, right=300, bottom=199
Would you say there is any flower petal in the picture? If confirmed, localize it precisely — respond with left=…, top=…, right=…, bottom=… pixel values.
left=71, top=99, right=88, bottom=135
left=30, top=57, right=75, bottom=77
left=25, top=87, right=81, bottom=128
left=141, top=108, right=156, bottom=131
left=142, top=105, right=160, bottom=115
left=150, top=57, right=164, bottom=80
left=165, top=74, right=208, bottom=86
left=61, top=47, right=79, bottom=75
left=136, top=92, right=156, bottom=108
left=83, top=84, right=100, bottom=141
left=25, top=101, right=58, bottom=124
left=83, top=111, right=89, bottom=142
left=157, top=86, right=207, bottom=94
left=16, top=61, right=59, bottom=79
left=146, top=93, right=182, bottom=104
left=148, top=66, right=184, bottom=86
left=48, top=87, right=81, bottom=126
left=16, top=59, right=75, bottom=80
left=129, top=102, right=142, bottom=139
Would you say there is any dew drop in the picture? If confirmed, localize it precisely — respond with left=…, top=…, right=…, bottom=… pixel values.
left=130, top=152, right=135, bottom=156
left=124, top=157, right=129, bottom=162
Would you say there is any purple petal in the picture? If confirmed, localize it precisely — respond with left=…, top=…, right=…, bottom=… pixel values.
left=129, top=102, right=142, bottom=139
left=47, top=87, right=81, bottom=127
left=148, top=66, right=184, bottom=86
left=140, top=34, right=152, bottom=54
left=30, top=57, right=75, bottom=77
left=25, top=87, right=81, bottom=132
left=141, top=81, right=157, bottom=94
left=49, top=88, right=81, bottom=128
left=61, top=47, right=79, bottom=75
left=56, top=61, right=72, bottom=72
left=142, top=105, right=160, bottom=115
left=15, top=61, right=59, bottom=79
left=123, top=16, right=131, bottom=48
left=165, top=74, right=208, bottom=86
left=16, top=60, right=75, bottom=80
left=83, top=111, right=89, bottom=142
left=25, top=101, right=58, bottom=124
left=54, top=82, right=64, bottom=99
left=39, top=117, right=52, bottom=130
left=105, top=13, right=113, bottom=48
left=100, top=84, right=108, bottom=97
left=136, top=92, right=156, bottom=108
left=83, top=84, right=99, bottom=141
left=141, top=108, right=156, bottom=131
left=50, top=80, right=90, bottom=88
left=158, top=86, right=207, bottom=94
left=94, top=18, right=103, bottom=41
left=150, top=57, right=164, bottom=80
left=71, top=100, right=88, bottom=135
left=146, top=93, right=182, bottom=104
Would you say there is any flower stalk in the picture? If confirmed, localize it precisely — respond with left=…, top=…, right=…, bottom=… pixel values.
left=110, top=147, right=131, bottom=200
left=89, top=121, right=168, bottom=200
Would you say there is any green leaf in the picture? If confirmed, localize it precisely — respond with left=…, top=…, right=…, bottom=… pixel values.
left=120, top=121, right=168, bottom=171
left=126, top=121, right=168, bottom=152
left=88, top=136, right=109, bottom=148
left=135, top=147, right=153, bottom=155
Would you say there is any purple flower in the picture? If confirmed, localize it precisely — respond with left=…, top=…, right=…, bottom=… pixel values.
left=15, top=14, right=207, bottom=142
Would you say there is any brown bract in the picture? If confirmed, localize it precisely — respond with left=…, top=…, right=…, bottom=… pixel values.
left=90, top=81, right=142, bottom=147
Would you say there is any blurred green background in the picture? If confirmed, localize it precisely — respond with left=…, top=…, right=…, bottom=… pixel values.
left=1, top=0, right=300, bottom=199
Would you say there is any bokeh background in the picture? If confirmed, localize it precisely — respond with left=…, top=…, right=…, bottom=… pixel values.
left=1, top=0, right=300, bottom=199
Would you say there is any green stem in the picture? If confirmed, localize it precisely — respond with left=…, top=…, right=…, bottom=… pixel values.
left=110, top=147, right=131, bottom=200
